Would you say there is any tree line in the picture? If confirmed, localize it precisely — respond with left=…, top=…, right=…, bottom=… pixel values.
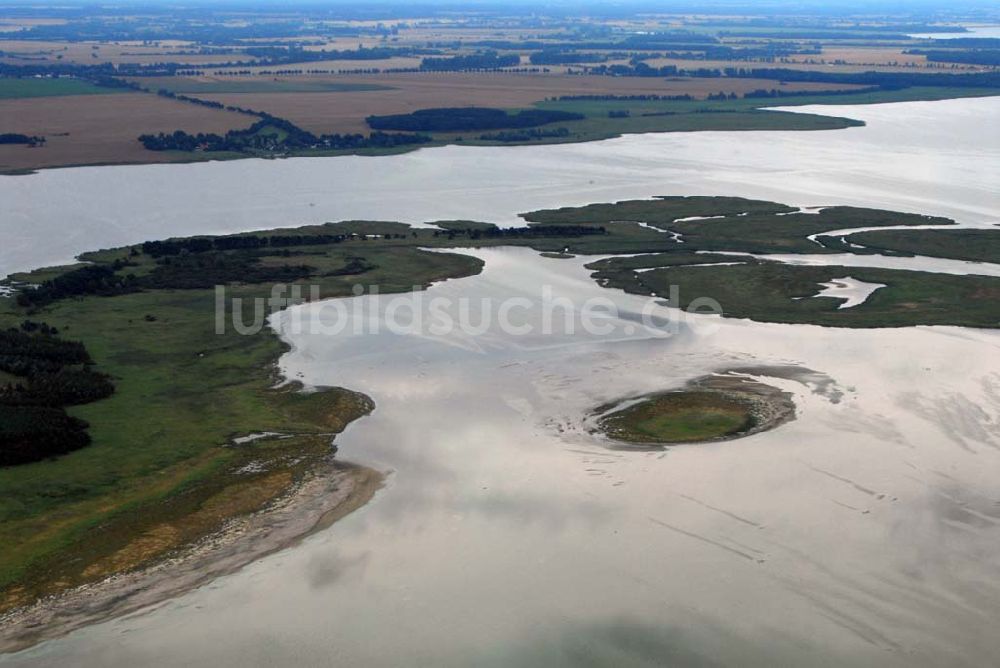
left=139, top=114, right=432, bottom=154
left=433, top=225, right=607, bottom=240
left=141, top=232, right=355, bottom=257
left=0, top=133, right=46, bottom=146
left=16, top=263, right=139, bottom=308
left=478, top=127, right=571, bottom=142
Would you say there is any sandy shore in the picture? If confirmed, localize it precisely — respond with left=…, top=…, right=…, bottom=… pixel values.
left=0, top=460, right=382, bottom=654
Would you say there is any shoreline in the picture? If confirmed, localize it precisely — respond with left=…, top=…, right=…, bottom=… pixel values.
left=0, top=458, right=383, bottom=655
left=3, top=89, right=996, bottom=177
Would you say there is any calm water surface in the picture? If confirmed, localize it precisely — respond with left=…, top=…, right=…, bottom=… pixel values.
left=1, top=96, right=998, bottom=277
left=2, top=97, right=1000, bottom=667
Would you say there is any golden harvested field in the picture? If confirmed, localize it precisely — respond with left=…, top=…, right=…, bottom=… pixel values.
left=210, top=55, right=424, bottom=74
left=789, top=46, right=929, bottom=66
left=0, top=92, right=253, bottom=172
left=194, top=72, right=863, bottom=134
left=0, top=39, right=259, bottom=66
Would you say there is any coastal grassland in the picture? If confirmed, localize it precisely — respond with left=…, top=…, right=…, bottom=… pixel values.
left=0, top=238, right=483, bottom=611
left=525, top=196, right=953, bottom=254
left=600, top=391, right=753, bottom=444
left=593, top=259, right=1000, bottom=328
left=844, top=228, right=1000, bottom=264
left=0, top=77, right=117, bottom=99
left=525, top=196, right=797, bottom=225
left=1, top=198, right=996, bottom=609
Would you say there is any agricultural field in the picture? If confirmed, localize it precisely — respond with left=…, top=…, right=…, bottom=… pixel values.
left=0, top=77, right=116, bottom=98
left=0, top=6, right=998, bottom=170
left=0, top=91, right=252, bottom=172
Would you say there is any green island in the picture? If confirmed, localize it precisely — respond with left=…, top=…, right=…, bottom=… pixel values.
left=1, top=196, right=999, bottom=623
left=596, top=374, right=796, bottom=446
left=525, top=196, right=1000, bottom=328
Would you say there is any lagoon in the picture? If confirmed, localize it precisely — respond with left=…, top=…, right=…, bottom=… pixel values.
left=3, top=96, right=1000, bottom=667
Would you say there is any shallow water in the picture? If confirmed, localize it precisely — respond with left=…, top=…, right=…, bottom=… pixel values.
left=1, top=96, right=998, bottom=276
left=10, top=247, right=1000, bottom=667
left=3, top=97, right=1000, bottom=667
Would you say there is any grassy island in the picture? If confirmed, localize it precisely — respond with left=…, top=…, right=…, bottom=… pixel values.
left=595, top=374, right=796, bottom=447
left=600, top=391, right=754, bottom=444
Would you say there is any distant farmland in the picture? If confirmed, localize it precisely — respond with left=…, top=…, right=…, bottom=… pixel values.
left=0, top=91, right=252, bottom=172
left=0, top=77, right=118, bottom=99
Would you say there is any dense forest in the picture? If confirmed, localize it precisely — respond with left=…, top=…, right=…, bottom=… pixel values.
left=529, top=50, right=608, bottom=65
left=0, top=133, right=45, bottom=146
left=0, top=323, right=113, bottom=466
left=16, top=263, right=139, bottom=308
left=419, top=52, right=520, bottom=71
left=366, top=107, right=584, bottom=132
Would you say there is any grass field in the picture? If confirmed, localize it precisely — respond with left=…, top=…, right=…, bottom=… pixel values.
left=0, top=77, right=118, bottom=99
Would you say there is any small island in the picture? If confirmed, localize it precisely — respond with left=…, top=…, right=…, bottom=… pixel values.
left=594, top=374, right=796, bottom=446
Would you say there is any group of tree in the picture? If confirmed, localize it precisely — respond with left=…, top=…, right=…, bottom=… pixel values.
left=419, top=52, right=521, bottom=71
left=16, top=262, right=139, bottom=308
left=569, top=61, right=1000, bottom=90
left=906, top=49, right=1000, bottom=66
left=141, top=251, right=314, bottom=289
left=716, top=67, right=1000, bottom=88
left=552, top=94, right=694, bottom=101
left=478, top=127, right=571, bottom=142
left=0, top=133, right=46, bottom=146
left=432, top=225, right=607, bottom=241
left=529, top=50, right=608, bottom=65
left=139, top=114, right=432, bottom=154
left=742, top=85, right=884, bottom=99
left=141, top=232, right=358, bottom=257
left=0, top=323, right=114, bottom=466
left=366, top=107, right=584, bottom=132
